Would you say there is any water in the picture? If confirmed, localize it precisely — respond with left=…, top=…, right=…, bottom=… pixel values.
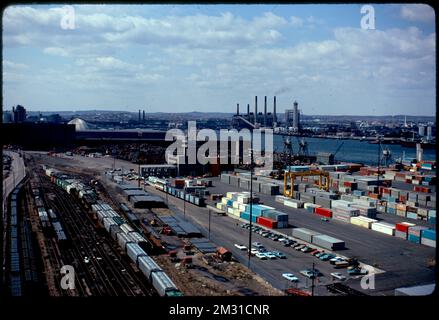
left=273, top=135, right=436, bottom=165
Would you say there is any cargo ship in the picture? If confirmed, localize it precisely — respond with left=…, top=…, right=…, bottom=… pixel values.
left=399, top=140, right=436, bottom=149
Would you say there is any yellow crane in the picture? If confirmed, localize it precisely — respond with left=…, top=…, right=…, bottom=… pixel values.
left=284, top=170, right=330, bottom=198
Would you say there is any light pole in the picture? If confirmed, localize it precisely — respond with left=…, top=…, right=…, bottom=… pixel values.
left=183, top=186, right=186, bottom=218
left=208, top=208, right=211, bottom=240
left=247, top=144, right=254, bottom=268
left=138, top=131, right=142, bottom=189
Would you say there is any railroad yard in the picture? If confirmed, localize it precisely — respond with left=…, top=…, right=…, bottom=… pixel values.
left=4, top=150, right=433, bottom=297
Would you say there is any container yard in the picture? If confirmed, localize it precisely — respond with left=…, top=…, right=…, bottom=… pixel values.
left=3, top=150, right=436, bottom=298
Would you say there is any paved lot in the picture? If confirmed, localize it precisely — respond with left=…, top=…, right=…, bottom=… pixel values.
left=205, top=178, right=436, bottom=295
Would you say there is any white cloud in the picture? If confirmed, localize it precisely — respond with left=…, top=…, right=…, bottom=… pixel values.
left=290, top=16, right=303, bottom=27
left=44, top=47, right=69, bottom=56
left=401, top=4, right=435, bottom=23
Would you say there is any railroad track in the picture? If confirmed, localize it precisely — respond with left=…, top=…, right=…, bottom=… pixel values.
left=36, top=169, right=153, bottom=296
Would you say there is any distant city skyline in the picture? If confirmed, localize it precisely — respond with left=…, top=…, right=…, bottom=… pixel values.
left=3, top=4, right=436, bottom=116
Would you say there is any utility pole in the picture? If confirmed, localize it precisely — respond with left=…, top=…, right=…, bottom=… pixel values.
left=377, top=137, right=381, bottom=187
left=208, top=208, right=211, bottom=240
left=311, top=262, right=315, bottom=296
left=184, top=188, right=187, bottom=217
left=247, top=142, right=254, bottom=268
left=138, top=131, right=142, bottom=189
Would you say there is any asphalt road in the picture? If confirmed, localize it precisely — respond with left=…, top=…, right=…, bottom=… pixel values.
left=3, top=150, right=26, bottom=206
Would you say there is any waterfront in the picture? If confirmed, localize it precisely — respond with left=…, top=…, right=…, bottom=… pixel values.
left=273, top=135, right=436, bottom=165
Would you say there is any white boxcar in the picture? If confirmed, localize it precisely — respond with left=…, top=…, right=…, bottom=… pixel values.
left=127, top=243, right=147, bottom=265
left=138, top=255, right=162, bottom=280
left=151, top=270, right=178, bottom=297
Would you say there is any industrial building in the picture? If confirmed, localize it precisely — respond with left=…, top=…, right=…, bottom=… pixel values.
left=232, top=96, right=277, bottom=129
left=285, top=101, right=300, bottom=132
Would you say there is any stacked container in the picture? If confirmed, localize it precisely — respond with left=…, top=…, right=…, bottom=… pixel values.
left=395, top=222, right=416, bottom=239
left=407, top=226, right=429, bottom=244
left=420, top=229, right=436, bottom=248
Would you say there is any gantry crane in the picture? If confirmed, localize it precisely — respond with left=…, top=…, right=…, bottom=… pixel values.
left=284, top=170, right=330, bottom=198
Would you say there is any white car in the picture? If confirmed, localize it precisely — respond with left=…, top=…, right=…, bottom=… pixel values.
left=234, top=244, right=247, bottom=250
left=282, top=273, right=299, bottom=282
left=249, top=248, right=259, bottom=256
left=256, top=252, right=267, bottom=260
left=330, top=272, right=347, bottom=281
left=265, top=252, right=277, bottom=259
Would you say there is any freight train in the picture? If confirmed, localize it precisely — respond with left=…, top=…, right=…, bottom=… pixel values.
left=44, top=167, right=183, bottom=297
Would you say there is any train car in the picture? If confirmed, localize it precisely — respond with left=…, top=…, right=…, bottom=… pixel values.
left=126, top=242, right=147, bottom=265
left=151, top=270, right=180, bottom=297
left=138, top=255, right=162, bottom=280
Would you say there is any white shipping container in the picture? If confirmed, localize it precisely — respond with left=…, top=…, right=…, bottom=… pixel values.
left=371, top=222, right=395, bottom=236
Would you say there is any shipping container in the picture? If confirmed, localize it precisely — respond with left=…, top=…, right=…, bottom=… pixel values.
left=314, top=207, right=332, bottom=218
left=371, top=222, right=395, bottom=236
left=312, top=234, right=345, bottom=250
left=292, top=228, right=321, bottom=243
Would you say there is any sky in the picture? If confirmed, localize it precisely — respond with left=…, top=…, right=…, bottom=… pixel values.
left=2, top=4, right=436, bottom=116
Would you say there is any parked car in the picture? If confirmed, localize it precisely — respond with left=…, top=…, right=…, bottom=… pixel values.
left=265, top=252, right=277, bottom=259
left=315, top=251, right=326, bottom=258
left=240, top=223, right=248, bottom=228
left=252, top=242, right=264, bottom=249
left=320, top=254, right=335, bottom=261
left=301, top=246, right=313, bottom=253
left=329, top=257, right=345, bottom=265
left=256, top=252, right=267, bottom=260
left=234, top=244, right=247, bottom=250
left=249, top=248, right=259, bottom=256
left=330, top=272, right=347, bottom=281
left=295, top=244, right=306, bottom=251
left=347, top=268, right=369, bottom=276
left=309, top=249, right=320, bottom=255
left=258, top=247, right=267, bottom=253
left=334, top=261, right=350, bottom=269
left=299, top=269, right=322, bottom=279
left=272, top=251, right=287, bottom=259
left=282, top=273, right=299, bottom=282
left=282, top=240, right=295, bottom=247
left=261, top=232, right=270, bottom=238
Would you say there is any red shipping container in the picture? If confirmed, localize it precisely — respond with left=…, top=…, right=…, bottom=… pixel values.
left=257, top=216, right=277, bottom=229
left=399, top=195, right=407, bottom=202
left=314, top=207, right=332, bottom=218
left=343, top=181, right=352, bottom=187
left=395, top=222, right=414, bottom=233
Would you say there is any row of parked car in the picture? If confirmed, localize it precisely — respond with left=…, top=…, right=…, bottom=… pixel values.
left=240, top=222, right=369, bottom=279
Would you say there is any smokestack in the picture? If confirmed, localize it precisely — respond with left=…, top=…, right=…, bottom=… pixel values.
left=264, top=96, right=267, bottom=127
left=143, top=110, right=145, bottom=121
left=254, top=96, right=258, bottom=124
left=138, top=109, right=141, bottom=122
left=273, top=96, right=277, bottom=124
left=247, top=104, right=250, bottom=116
left=237, top=103, right=239, bottom=116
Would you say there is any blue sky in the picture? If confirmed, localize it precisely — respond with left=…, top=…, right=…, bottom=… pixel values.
left=2, top=4, right=436, bottom=115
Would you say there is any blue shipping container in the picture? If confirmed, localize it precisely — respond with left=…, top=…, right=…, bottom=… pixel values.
left=240, top=212, right=258, bottom=223
left=408, top=234, right=421, bottom=244
left=421, top=229, right=436, bottom=241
